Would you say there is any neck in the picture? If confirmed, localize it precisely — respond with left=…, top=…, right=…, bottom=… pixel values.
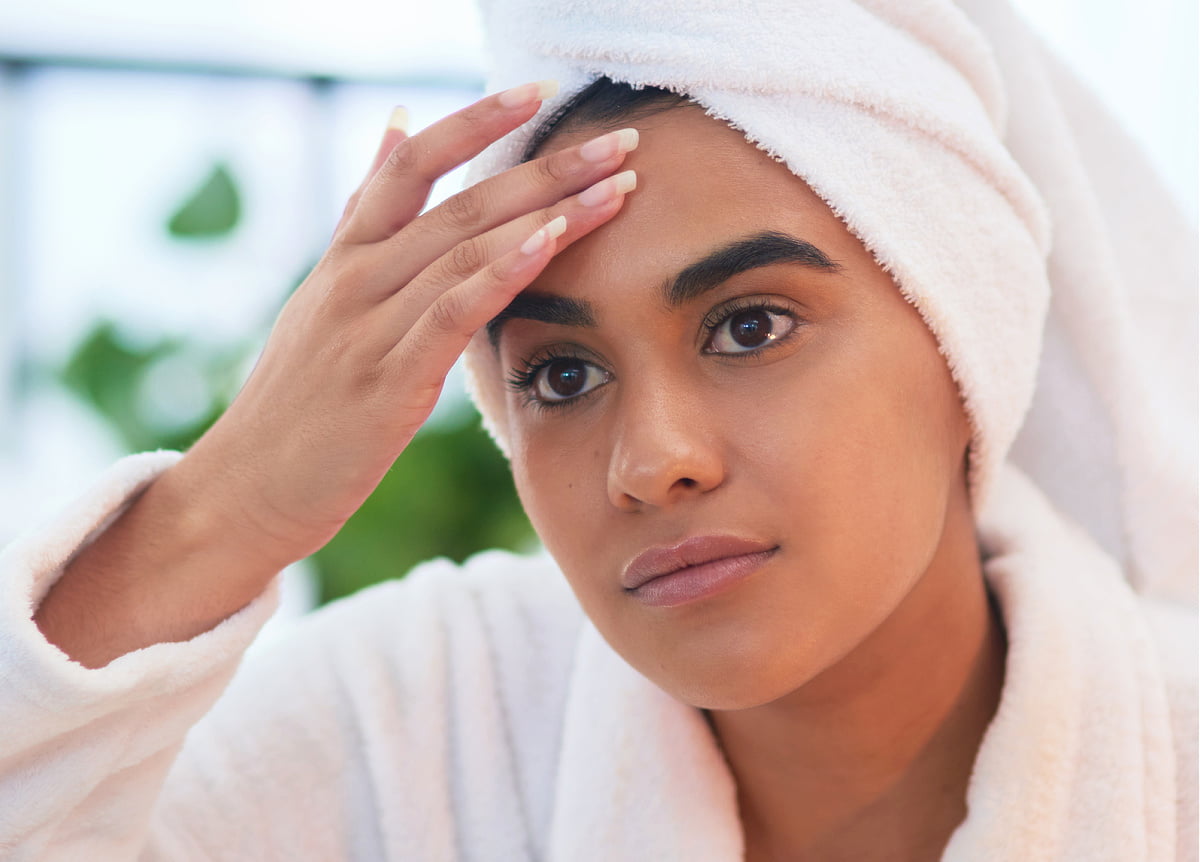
left=706, top=496, right=1008, bottom=862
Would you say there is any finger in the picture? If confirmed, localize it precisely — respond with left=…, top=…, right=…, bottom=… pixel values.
left=373, top=127, right=639, bottom=291
left=339, top=80, right=559, bottom=246
left=367, top=108, right=410, bottom=178
left=344, top=127, right=638, bottom=304
left=334, top=107, right=410, bottom=237
left=373, top=169, right=637, bottom=336
left=379, top=217, right=569, bottom=406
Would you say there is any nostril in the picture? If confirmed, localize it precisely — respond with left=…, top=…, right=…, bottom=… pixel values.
left=607, top=434, right=726, bottom=508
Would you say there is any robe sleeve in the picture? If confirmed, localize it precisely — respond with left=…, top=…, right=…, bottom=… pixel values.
left=0, top=452, right=281, bottom=860
left=1, top=453, right=579, bottom=860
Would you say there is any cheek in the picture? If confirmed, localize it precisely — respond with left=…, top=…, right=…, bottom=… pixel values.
left=509, top=424, right=609, bottom=565
left=727, top=324, right=964, bottom=653
left=509, top=424, right=633, bottom=645
left=833, top=339, right=959, bottom=565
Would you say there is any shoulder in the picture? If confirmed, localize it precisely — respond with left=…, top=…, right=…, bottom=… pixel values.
left=409, top=547, right=586, bottom=682
left=306, top=547, right=582, bottom=649
left=197, top=548, right=585, bottom=787
left=158, top=551, right=584, bottom=857
left=264, top=548, right=586, bottom=720
left=301, top=550, right=584, bottom=837
left=1138, top=595, right=1198, bottom=713
left=1136, top=595, right=1198, bottom=858
left=274, top=547, right=584, bottom=675
left=1139, top=596, right=1198, bottom=679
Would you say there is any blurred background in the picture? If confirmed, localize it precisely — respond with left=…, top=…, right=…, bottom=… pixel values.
left=0, top=0, right=1195, bottom=623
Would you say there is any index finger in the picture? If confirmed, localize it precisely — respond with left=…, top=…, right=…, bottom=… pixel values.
left=339, top=80, right=560, bottom=246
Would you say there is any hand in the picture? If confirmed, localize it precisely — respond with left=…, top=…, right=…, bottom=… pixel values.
left=178, top=81, right=639, bottom=569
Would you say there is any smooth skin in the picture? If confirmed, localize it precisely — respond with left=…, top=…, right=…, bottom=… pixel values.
left=493, top=106, right=1007, bottom=861
left=34, top=83, right=640, bottom=669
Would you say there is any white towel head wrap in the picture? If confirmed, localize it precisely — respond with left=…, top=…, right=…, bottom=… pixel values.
left=462, top=0, right=1198, bottom=605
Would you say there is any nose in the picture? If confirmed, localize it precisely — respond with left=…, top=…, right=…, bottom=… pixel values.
left=606, top=386, right=726, bottom=511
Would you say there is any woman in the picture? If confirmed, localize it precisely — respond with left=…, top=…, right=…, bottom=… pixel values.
left=3, top=0, right=1195, bottom=859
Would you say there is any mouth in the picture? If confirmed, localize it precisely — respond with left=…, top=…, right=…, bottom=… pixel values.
left=621, top=535, right=779, bottom=607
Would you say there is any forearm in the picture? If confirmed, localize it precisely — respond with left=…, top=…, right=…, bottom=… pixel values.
left=34, top=452, right=287, bottom=669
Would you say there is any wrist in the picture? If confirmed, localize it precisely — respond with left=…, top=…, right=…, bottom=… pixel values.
left=160, top=450, right=301, bottom=580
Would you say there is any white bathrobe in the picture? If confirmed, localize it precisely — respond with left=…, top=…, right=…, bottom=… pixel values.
left=0, top=451, right=1195, bottom=861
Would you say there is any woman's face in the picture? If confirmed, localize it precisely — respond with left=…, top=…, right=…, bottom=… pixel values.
left=492, top=106, right=973, bottom=710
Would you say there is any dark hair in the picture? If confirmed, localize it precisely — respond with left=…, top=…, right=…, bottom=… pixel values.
left=521, top=76, right=694, bottom=162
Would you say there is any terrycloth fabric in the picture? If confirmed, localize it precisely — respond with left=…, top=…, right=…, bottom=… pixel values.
left=0, top=451, right=280, bottom=861
left=460, top=0, right=1199, bottom=606
left=1, top=456, right=1194, bottom=859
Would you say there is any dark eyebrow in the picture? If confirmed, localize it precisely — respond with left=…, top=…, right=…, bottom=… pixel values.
left=486, top=292, right=595, bottom=348
left=665, top=230, right=842, bottom=307
left=486, top=230, right=842, bottom=348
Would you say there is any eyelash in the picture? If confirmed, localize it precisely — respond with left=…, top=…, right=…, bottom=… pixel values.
left=507, top=298, right=802, bottom=411
left=506, top=347, right=592, bottom=413
left=699, top=297, right=797, bottom=349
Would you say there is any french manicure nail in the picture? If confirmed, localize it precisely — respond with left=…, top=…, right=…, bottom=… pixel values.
left=545, top=214, right=568, bottom=239
left=579, top=170, right=638, bottom=207
left=498, top=79, right=560, bottom=109
left=387, top=106, right=409, bottom=134
left=520, top=215, right=568, bottom=255
left=579, top=128, right=640, bottom=163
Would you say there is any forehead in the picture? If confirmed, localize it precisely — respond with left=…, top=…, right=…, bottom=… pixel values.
left=532, top=107, right=871, bottom=299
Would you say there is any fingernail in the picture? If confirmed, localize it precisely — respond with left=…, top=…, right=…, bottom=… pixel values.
left=579, top=170, right=637, bottom=207
left=498, top=79, right=559, bottom=109
left=579, top=128, right=640, bottom=163
left=520, top=215, right=568, bottom=255
left=387, top=106, right=409, bottom=134
left=545, top=214, right=568, bottom=239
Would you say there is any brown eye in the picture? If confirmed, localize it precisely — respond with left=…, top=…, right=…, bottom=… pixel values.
left=533, top=358, right=610, bottom=402
left=708, top=307, right=796, bottom=354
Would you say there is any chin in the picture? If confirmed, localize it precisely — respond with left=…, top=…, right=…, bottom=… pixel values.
left=664, top=670, right=813, bottom=713
left=630, top=634, right=833, bottom=713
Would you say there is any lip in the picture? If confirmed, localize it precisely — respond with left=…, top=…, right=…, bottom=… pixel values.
left=621, top=535, right=779, bottom=607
